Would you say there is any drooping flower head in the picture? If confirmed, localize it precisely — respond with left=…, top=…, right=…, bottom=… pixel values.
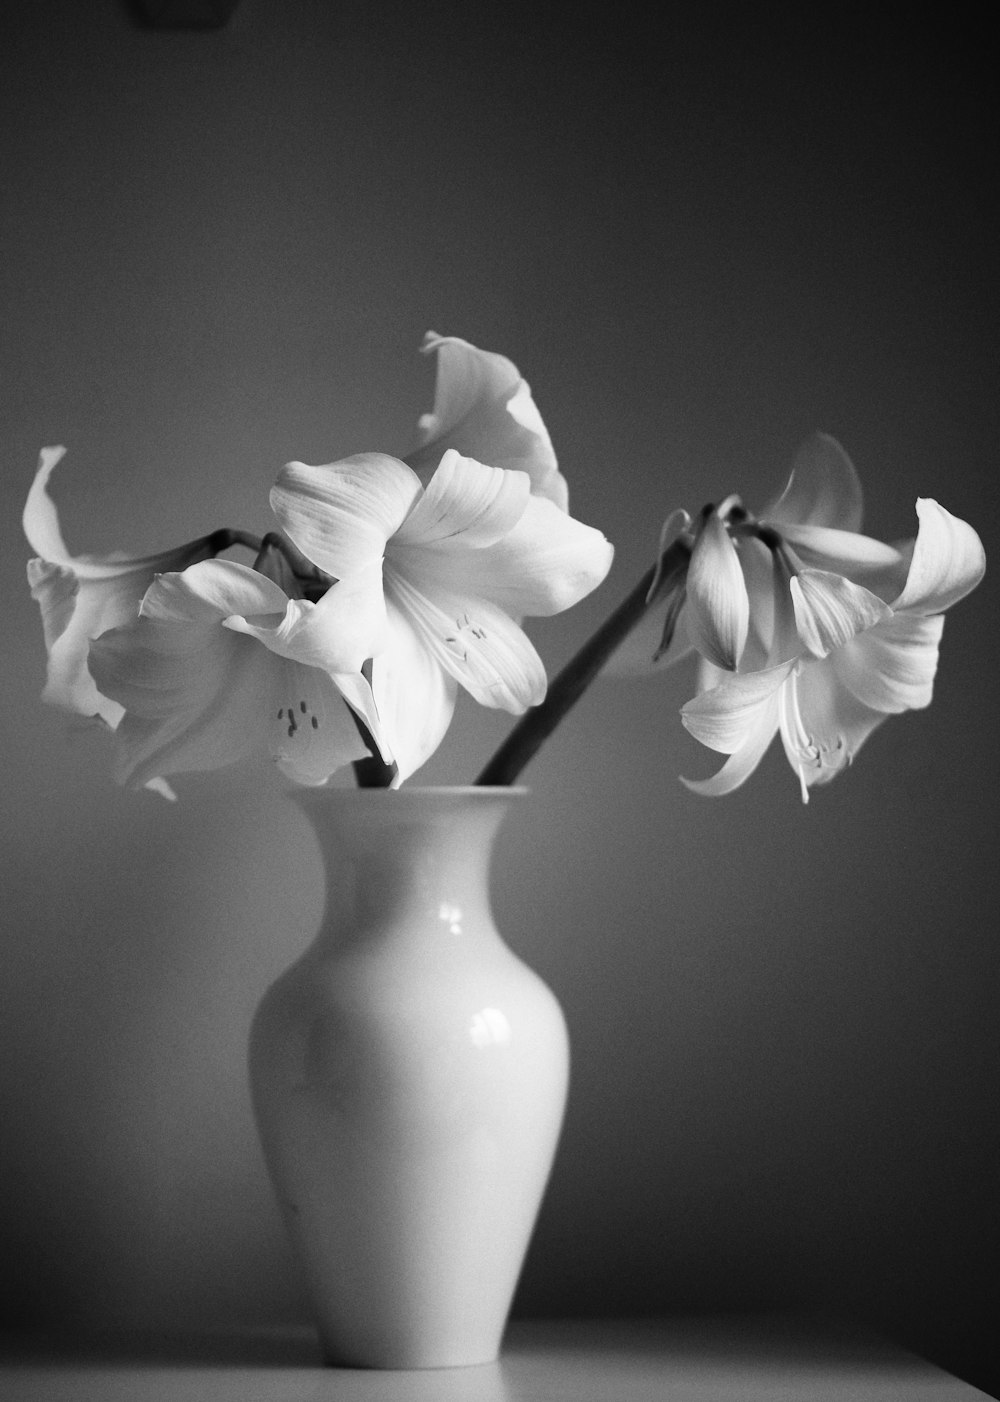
left=617, top=435, right=985, bottom=799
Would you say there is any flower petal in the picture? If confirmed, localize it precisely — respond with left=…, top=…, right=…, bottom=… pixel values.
left=681, top=661, right=794, bottom=753
left=776, top=521, right=905, bottom=580
left=397, top=491, right=614, bottom=620
left=89, top=567, right=371, bottom=789
left=24, top=445, right=213, bottom=580
left=830, top=611, right=945, bottom=714
left=790, top=569, right=892, bottom=658
left=325, top=669, right=394, bottom=768
left=791, top=658, right=889, bottom=787
left=26, top=558, right=80, bottom=655
left=680, top=714, right=780, bottom=796
left=90, top=602, right=280, bottom=788
left=141, top=558, right=290, bottom=624
left=223, top=560, right=389, bottom=673
left=271, top=664, right=379, bottom=786
left=889, top=498, right=986, bottom=615
left=370, top=600, right=458, bottom=784
left=394, top=450, right=530, bottom=550
left=764, top=433, right=864, bottom=532
left=26, top=559, right=124, bottom=725
left=384, top=566, right=548, bottom=713
left=680, top=665, right=791, bottom=796
left=270, top=454, right=420, bottom=578
left=684, top=510, right=749, bottom=670
left=23, top=446, right=74, bottom=564
left=405, top=333, right=568, bottom=509
left=24, top=448, right=221, bottom=721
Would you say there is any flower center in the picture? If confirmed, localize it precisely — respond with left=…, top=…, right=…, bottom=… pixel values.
left=277, top=699, right=321, bottom=738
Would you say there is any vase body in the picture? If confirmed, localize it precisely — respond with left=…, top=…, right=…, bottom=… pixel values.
left=248, top=786, right=568, bottom=1369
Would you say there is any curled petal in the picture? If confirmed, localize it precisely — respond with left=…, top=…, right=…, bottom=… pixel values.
left=680, top=664, right=792, bottom=795
left=24, top=445, right=216, bottom=583
left=24, top=446, right=76, bottom=565
left=395, top=451, right=530, bottom=550
left=790, top=569, right=892, bottom=658
left=406, top=333, right=568, bottom=509
left=271, top=454, right=420, bottom=578
left=24, top=446, right=147, bottom=576
left=765, top=433, right=864, bottom=532
left=24, top=446, right=217, bottom=722
left=680, top=715, right=779, bottom=796
left=141, top=558, right=289, bottom=624
left=681, top=661, right=794, bottom=753
left=223, top=561, right=389, bottom=673
left=685, top=511, right=749, bottom=670
left=830, top=611, right=945, bottom=714
left=889, top=498, right=986, bottom=615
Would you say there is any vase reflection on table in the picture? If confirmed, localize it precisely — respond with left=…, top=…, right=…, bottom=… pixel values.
left=249, top=785, right=568, bottom=1369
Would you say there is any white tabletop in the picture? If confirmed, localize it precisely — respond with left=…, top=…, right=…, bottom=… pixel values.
left=0, top=1315, right=990, bottom=1401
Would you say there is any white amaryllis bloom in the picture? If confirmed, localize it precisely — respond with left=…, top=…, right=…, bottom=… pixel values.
left=24, top=446, right=224, bottom=726
left=678, top=442, right=985, bottom=799
left=88, top=558, right=389, bottom=790
left=611, top=434, right=896, bottom=676
left=405, top=332, right=568, bottom=509
left=24, top=334, right=561, bottom=732
left=270, top=448, right=613, bottom=783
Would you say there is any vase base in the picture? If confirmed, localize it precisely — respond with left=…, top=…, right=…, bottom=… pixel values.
left=319, top=1342, right=501, bottom=1371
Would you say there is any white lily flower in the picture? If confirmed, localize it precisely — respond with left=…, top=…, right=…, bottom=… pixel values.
left=270, top=448, right=613, bottom=783
left=681, top=493, right=985, bottom=800
left=24, top=446, right=224, bottom=725
left=602, top=432, right=983, bottom=797
left=610, top=434, right=903, bottom=677
left=405, top=333, right=568, bottom=509
left=88, top=558, right=390, bottom=791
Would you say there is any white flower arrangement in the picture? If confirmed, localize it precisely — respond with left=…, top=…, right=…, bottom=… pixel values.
left=25, top=334, right=985, bottom=801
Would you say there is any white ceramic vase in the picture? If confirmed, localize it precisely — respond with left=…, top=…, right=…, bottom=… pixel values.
left=248, top=786, right=569, bottom=1368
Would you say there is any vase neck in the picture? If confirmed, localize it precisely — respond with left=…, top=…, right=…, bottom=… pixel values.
left=294, top=788, right=524, bottom=938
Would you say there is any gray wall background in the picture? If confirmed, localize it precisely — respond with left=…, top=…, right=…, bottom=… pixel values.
left=2, top=2, right=997, bottom=1392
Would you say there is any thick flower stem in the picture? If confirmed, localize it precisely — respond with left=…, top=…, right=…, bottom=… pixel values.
left=476, top=542, right=690, bottom=787
left=352, top=751, right=397, bottom=787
